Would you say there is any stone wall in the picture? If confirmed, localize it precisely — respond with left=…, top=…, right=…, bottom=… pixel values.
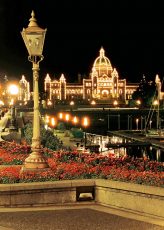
left=0, top=179, right=163, bottom=219
left=95, top=180, right=164, bottom=219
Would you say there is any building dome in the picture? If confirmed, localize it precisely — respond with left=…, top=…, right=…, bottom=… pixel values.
left=93, top=47, right=113, bottom=76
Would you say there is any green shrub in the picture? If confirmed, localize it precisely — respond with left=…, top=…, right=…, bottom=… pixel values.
left=22, top=123, right=63, bottom=150
left=71, top=128, right=83, bottom=138
left=57, top=122, right=66, bottom=131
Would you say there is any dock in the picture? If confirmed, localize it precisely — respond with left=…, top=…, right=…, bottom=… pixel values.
left=107, top=130, right=164, bottom=150
left=105, top=141, right=151, bottom=149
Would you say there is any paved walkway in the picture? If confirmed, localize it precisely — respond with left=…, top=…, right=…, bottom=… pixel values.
left=0, top=204, right=163, bottom=230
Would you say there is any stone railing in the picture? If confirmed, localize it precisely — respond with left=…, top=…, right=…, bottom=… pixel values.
left=95, top=180, right=164, bottom=219
left=0, top=179, right=163, bottom=220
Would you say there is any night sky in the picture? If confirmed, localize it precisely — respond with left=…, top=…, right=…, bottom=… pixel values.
left=0, top=0, right=164, bottom=91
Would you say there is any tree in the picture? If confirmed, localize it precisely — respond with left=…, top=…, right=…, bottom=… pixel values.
left=131, top=75, right=156, bottom=107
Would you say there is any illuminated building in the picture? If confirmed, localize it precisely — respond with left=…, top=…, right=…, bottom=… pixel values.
left=18, top=75, right=30, bottom=102
left=44, top=47, right=139, bottom=104
left=0, top=75, right=30, bottom=106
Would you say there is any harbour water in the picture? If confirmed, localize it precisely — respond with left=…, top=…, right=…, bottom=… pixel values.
left=86, top=133, right=164, bottom=162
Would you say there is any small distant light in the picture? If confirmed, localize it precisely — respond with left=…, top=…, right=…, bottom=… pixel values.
left=70, top=101, right=74, bottom=106
left=91, top=100, right=96, bottom=105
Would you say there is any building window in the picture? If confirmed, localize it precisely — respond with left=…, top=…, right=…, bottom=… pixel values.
left=87, top=89, right=90, bottom=94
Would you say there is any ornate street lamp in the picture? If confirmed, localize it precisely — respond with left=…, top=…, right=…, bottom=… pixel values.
left=21, top=11, right=48, bottom=169
left=8, top=84, right=19, bottom=131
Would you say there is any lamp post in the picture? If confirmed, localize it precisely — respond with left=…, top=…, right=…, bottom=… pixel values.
left=136, top=118, right=139, bottom=130
left=113, top=100, right=118, bottom=107
left=70, top=101, right=74, bottom=112
left=153, top=100, right=159, bottom=130
left=136, top=100, right=141, bottom=108
left=8, top=84, right=19, bottom=131
left=21, top=11, right=48, bottom=169
left=118, top=114, right=120, bottom=130
left=128, top=115, right=132, bottom=130
left=155, top=74, right=161, bottom=132
left=73, top=116, right=78, bottom=127
left=58, top=112, right=63, bottom=120
left=82, top=117, right=89, bottom=149
left=45, top=115, right=50, bottom=130
left=65, top=113, right=70, bottom=130
left=107, top=111, right=110, bottom=130
left=51, top=117, right=57, bottom=132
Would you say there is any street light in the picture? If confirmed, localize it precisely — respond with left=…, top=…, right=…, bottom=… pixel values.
left=153, top=99, right=160, bottom=130
left=70, top=101, right=74, bottom=112
left=45, top=115, right=50, bottom=130
left=141, top=116, right=146, bottom=132
left=8, top=84, right=19, bottom=131
left=21, top=11, right=48, bottom=169
left=82, top=117, right=89, bottom=148
left=113, top=100, right=118, bottom=107
left=65, top=113, right=70, bottom=130
left=72, top=116, right=78, bottom=127
left=51, top=117, right=57, bottom=129
left=58, top=112, right=63, bottom=120
left=136, top=118, right=139, bottom=130
left=136, top=100, right=141, bottom=106
left=47, top=100, right=52, bottom=107
left=127, top=115, right=132, bottom=130
left=51, top=117, right=56, bottom=126
left=91, top=100, right=96, bottom=105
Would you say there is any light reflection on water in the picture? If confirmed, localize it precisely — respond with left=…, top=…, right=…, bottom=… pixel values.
left=86, top=133, right=163, bottom=162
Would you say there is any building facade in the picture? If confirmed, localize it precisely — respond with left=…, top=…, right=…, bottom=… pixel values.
left=18, top=75, right=30, bottom=102
left=44, top=48, right=138, bottom=105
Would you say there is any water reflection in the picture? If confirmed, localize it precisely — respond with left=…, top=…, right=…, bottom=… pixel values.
left=86, top=133, right=163, bottom=162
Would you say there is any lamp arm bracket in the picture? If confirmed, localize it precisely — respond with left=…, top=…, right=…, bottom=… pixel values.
left=28, top=55, right=44, bottom=64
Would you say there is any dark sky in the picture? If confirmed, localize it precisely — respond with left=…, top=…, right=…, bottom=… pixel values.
left=1, top=0, right=164, bottom=91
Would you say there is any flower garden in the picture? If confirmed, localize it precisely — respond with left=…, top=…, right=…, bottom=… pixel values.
left=0, top=141, right=163, bottom=187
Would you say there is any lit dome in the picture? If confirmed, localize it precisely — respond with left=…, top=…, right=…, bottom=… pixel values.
left=93, top=47, right=113, bottom=76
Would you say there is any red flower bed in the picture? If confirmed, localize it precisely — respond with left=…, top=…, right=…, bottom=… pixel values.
left=0, top=142, right=163, bottom=186
left=0, top=141, right=29, bottom=165
left=0, top=166, right=21, bottom=183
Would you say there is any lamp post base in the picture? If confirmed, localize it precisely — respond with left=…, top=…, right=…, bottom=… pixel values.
left=22, top=150, right=49, bottom=170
